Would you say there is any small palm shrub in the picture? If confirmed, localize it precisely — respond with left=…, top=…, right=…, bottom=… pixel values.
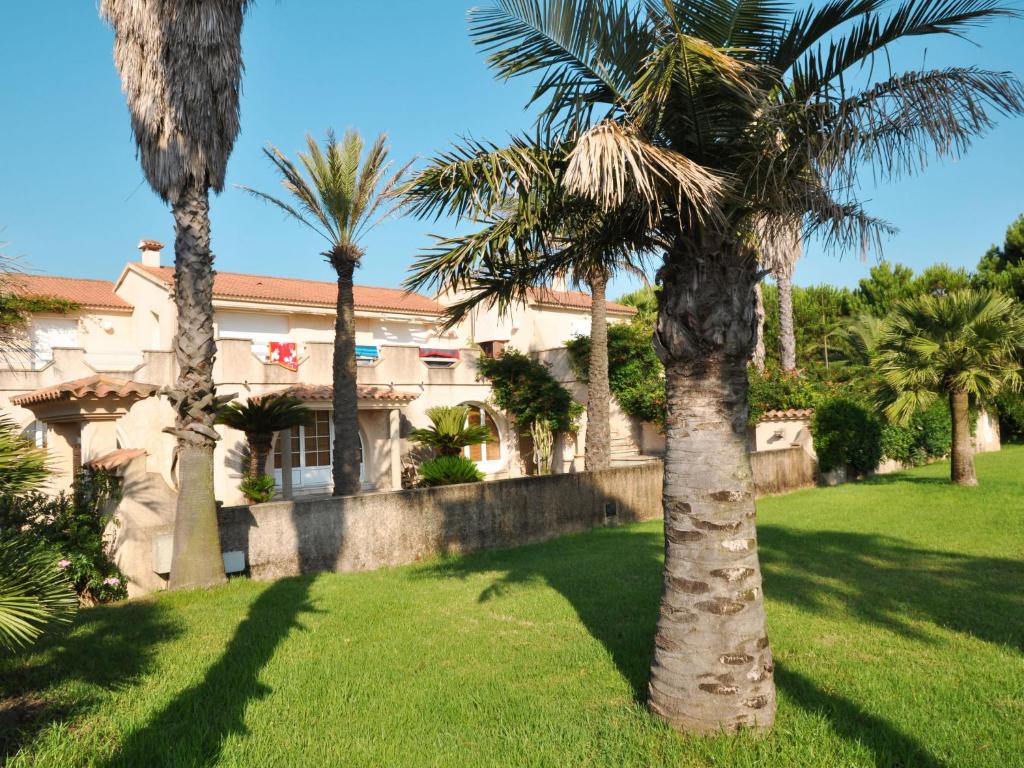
left=417, top=456, right=485, bottom=487
left=240, top=474, right=276, bottom=504
left=216, top=395, right=312, bottom=479
left=409, top=405, right=491, bottom=457
left=0, top=536, right=77, bottom=651
left=812, top=399, right=883, bottom=476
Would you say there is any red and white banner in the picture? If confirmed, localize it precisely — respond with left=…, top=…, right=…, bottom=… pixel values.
left=267, top=341, right=299, bottom=371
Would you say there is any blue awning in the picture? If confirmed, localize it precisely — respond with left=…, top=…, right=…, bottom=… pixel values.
left=355, top=345, right=379, bottom=359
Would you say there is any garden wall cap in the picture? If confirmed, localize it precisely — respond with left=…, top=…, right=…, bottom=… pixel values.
left=85, top=448, right=147, bottom=472
left=11, top=375, right=158, bottom=406
left=760, top=408, right=814, bottom=422
left=259, top=383, right=420, bottom=403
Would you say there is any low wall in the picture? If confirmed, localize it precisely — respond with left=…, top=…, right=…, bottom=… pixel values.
left=750, top=447, right=817, bottom=495
left=217, top=462, right=664, bottom=581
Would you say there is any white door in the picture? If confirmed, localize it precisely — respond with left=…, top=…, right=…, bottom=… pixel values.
left=30, top=318, right=79, bottom=366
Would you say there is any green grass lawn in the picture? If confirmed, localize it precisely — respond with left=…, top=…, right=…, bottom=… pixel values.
left=3, top=448, right=1022, bottom=768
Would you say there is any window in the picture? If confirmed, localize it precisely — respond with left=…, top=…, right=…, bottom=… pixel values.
left=464, top=405, right=501, bottom=465
left=479, top=340, right=506, bottom=359
left=356, top=345, right=379, bottom=366
left=419, top=347, right=460, bottom=368
left=273, top=411, right=331, bottom=469
left=30, top=318, right=79, bottom=367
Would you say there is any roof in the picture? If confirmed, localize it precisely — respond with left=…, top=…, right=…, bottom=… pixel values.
left=527, top=287, right=636, bottom=315
left=85, top=448, right=147, bottom=472
left=2, top=273, right=132, bottom=311
left=760, top=408, right=814, bottom=422
left=260, top=383, right=420, bottom=404
left=137, top=265, right=443, bottom=316
left=11, top=375, right=158, bottom=406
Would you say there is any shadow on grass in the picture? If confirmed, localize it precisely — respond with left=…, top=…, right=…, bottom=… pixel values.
left=101, top=576, right=317, bottom=768
left=775, top=664, right=945, bottom=768
left=758, top=526, right=1024, bottom=651
left=423, top=517, right=1021, bottom=765
left=0, top=599, right=182, bottom=760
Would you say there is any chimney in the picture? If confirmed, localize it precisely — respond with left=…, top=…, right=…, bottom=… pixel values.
left=137, top=239, right=164, bottom=267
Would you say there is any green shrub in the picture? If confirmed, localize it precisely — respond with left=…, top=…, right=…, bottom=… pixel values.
left=477, top=350, right=582, bottom=434
left=566, top=323, right=666, bottom=425
left=812, top=398, right=883, bottom=475
left=417, top=456, right=485, bottom=487
left=747, top=365, right=820, bottom=424
left=992, top=390, right=1024, bottom=442
left=240, top=474, right=276, bottom=504
left=0, top=469, right=128, bottom=603
left=880, top=401, right=951, bottom=465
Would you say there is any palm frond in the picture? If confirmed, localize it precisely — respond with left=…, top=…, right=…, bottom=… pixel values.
left=0, top=537, right=77, bottom=651
left=563, top=120, right=727, bottom=225
left=469, top=0, right=654, bottom=129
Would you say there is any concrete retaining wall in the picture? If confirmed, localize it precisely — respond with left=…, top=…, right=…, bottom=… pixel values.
left=750, top=446, right=817, bottom=495
left=217, top=461, right=664, bottom=581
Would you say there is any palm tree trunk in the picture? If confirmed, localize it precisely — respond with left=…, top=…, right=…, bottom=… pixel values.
left=752, top=283, right=766, bottom=372
left=777, top=270, right=796, bottom=372
left=584, top=272, right=611, bottom=471
left=167, top=181, right=225, bottom=591
left=331, top=261, right=361, bottom=496
left=950, top=390, right=977, bottom=486
left=649, top=239, right=775, bottom=734
left=249, top=433, right=273, bottom=479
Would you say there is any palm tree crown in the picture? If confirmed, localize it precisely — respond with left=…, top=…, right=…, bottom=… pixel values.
left=409, top=406, right=493, bottom=457
left=241, top=130, right=408, bottom=269
left=876, top=289, right=1024, bottom=423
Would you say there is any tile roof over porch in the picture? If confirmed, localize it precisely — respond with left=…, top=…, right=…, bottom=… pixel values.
left=259, top=383, right=420, bottom=405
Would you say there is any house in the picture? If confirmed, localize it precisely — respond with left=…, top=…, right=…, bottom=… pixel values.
left=2, top=240, right=648, bottom=508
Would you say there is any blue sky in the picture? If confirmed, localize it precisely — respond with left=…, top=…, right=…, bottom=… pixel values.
left=1, top=2, right=1022, bottom=299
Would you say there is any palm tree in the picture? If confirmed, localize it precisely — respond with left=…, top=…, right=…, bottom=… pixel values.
left=100, top=1, right=251, bottom=589
left=0, top=537, right=77, bottom=652
left=408, top=405, right=492, bottom=457
left=216, top=395, right=312, bottom=479
left=876, top=289, right=1024, bottom=485
left=404, top=136, right=653, bottom=470
left=410, top=0, right=1023, bottom=733
left=240, top=131, right=409, bottom=496
left=0, top=414, right=50, bottom=496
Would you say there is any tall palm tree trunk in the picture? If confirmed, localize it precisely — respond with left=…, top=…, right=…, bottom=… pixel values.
left=777, top=269, right=796, bottom=372
left=752, top=283, right=766, bottom=371
left=331, top=261, right=362, bottom=496
left=949, top=390, right=977, bottom=486
left=168, top=182, right=226, bottom=590
left=584, top=272, right=611, bottom=471
left=649, top=241, right=776, bottom=734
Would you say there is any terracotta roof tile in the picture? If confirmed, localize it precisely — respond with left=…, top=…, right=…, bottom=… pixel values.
left=11, top=375, right=158, bottom=406
left=85, top=448, right=147, bottom=472
left=760, top=408, right=814, bottom=422
left=138, top=265, right=442, bottom=316
left=2, top=273, right=131, bottom=311
left=527, top=287, right=636, bottom=315
left=259, top=383, right=419, bottom=404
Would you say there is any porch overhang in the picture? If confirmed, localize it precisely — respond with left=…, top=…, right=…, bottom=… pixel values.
left=10, top=375, right=158, bottom=423
left=259, top=383, right=419, bottom=410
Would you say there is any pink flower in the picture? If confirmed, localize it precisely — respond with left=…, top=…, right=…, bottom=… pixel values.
left=103, top=577, right=121, bottom=587
left=57, top=559, right=71, bottom=570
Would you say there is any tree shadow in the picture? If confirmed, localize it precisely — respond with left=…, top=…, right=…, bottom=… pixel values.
left=774, top=664, right=946, bottom=768
left=100, top=576, right=317, bottom=768
left=419, top=515, right=1020, bottom=766
left=758, top=526, right=1024, bottom=651
left=0, top=599, right=181, bottom=760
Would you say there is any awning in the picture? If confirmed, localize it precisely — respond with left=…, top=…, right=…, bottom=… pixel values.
left=418, top=347, right=459, bottom=360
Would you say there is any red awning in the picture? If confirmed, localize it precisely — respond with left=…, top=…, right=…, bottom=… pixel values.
left=419, top=347, right=460, bottom=360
